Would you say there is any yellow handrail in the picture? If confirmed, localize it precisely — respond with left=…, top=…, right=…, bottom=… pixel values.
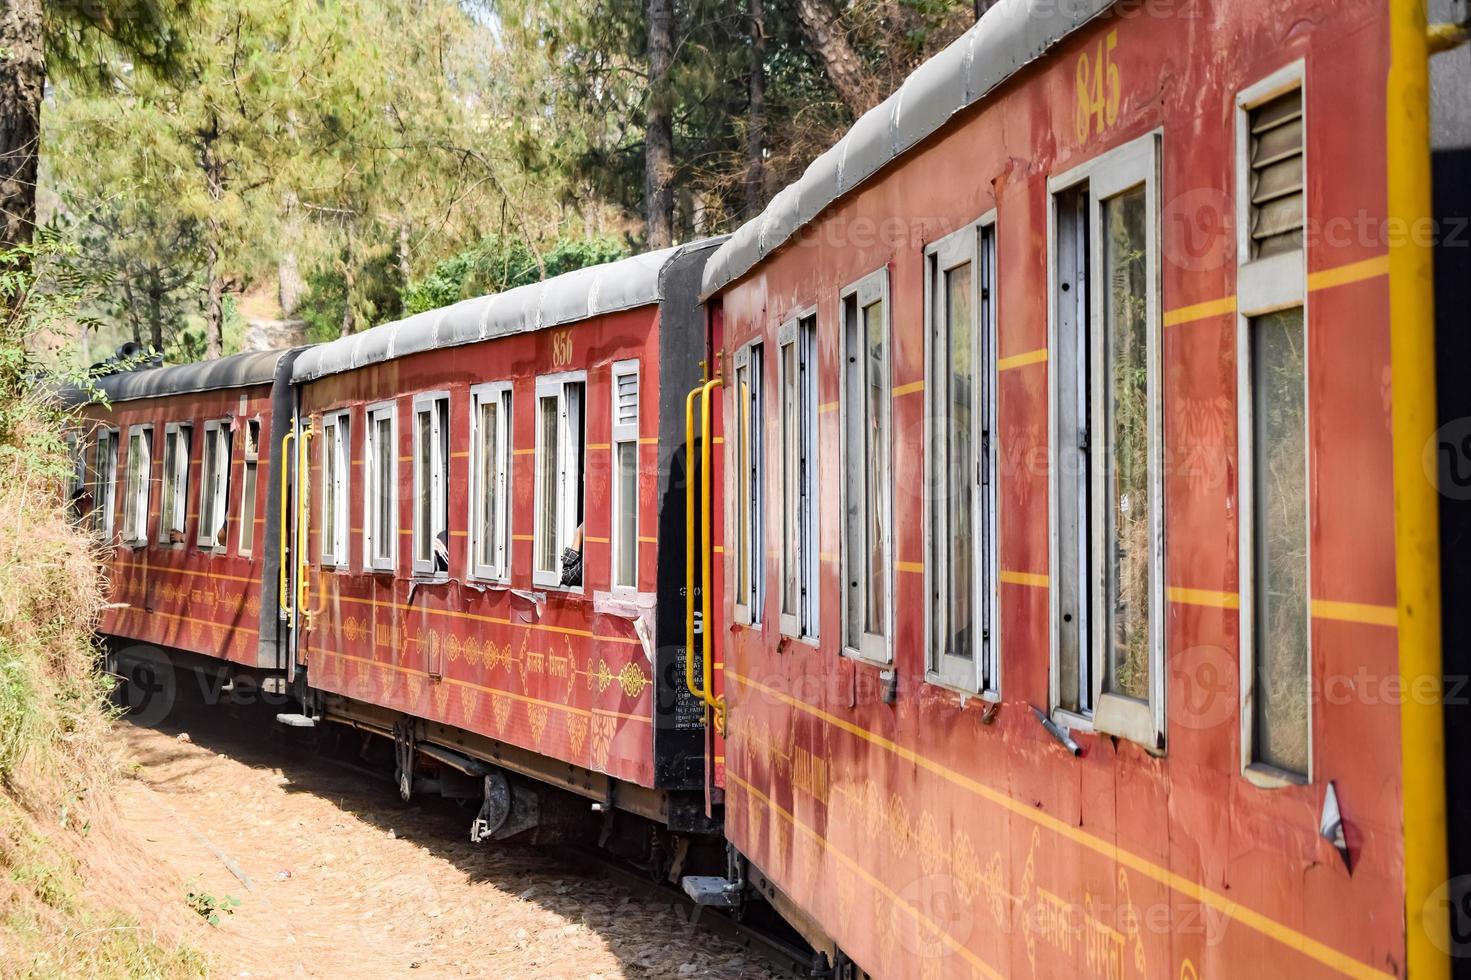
left=684, top=386, right=703, bottom=704
left=296, top=423, right=315, bottom=628
left=698, top=376, right=725, bottom=733
left=278, top=428, right=296, bottom=623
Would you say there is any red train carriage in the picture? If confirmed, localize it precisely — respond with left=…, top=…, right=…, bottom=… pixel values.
left=75, top=350, right=301, bottom=679
left=696, top=0, right=1456, bottom=976
left=282, top=242, right=724, bottom=836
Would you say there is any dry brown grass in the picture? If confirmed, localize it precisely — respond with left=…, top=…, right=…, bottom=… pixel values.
left=0, top=399, right=207, bottom=978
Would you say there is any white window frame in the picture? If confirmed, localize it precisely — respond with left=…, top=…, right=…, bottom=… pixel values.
left=320, top=410, right=351, bottom=568
left=533, top=372, right=587, bottom=590
left=840, top=269, right=894, bottom=666
left=732, top=342, right=766, bottom=626
left=924, top=217, right=1000, bottom=695
left=1047, top=131, right=1166, bottom=750
left=159, top=421, right=191, bottom=544
left=412, top=392, right=450, bottom=578
left=1235, top=64, right=1311, bottom=787
left=468, top=383, right=512, bottom=582
left=610, top=360, right=640, bottom=592
left=778, top=312, right=819, bottom=642
left=123, top=424, right=153, bottom=547
left=238, top=417, right=261, bottom=557
left=196, top=419, right=232, bottom=552
left=92, top=426, right=119, bottom=539
left=364, top=401, right=398, bottom=574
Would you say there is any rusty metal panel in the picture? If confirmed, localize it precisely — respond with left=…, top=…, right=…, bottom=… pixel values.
left=297, top=303, right=671, bottom=789
left=85, top=384, right=281, bottom=669
left=713, top=0, right=1405, bottom=976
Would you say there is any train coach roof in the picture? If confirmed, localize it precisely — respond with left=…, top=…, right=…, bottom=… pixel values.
left=69, top=348, right=291, bottom=406
left=292, top=240, right=721, bottom=383
left=701, top=0, right=1112, bottom=297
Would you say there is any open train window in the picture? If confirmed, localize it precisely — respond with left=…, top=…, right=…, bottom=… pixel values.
left=610, top=361, right=639, bottom=592
left=91, top=427, right=119, bottom=540
left=733, top=342, right=765, bottom=626
left=159, top=422, right=191, bottom=546
left=469, top=383, right=512, bottom=582
left=1048, top=132, right=1165, bottom=751
left=364, top=402, right=398, bottom=573
left=63, top=431, right=83, bottom=517
left=412, top=393, right=450, bottom=577
left=320, top=411, right=350, bottom=568
left=1236, top=66, right=1309, bottom=786
left=533, top=373, right=586, bottom=589
left=842, top=269, right=893, bottom=665
left=779, top=313, right=819, bottom=641
left=238, top=418, right=260, bottom=557
left=197, top=419, right=232, bottom=552
left=926, top=220, right=999, bottom=694
left=122, top=425, right=153, bottom=547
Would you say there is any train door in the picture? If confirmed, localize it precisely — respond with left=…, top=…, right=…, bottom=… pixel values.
left=278, top=408, right=314, bottom=712
left=685, top=366, right=726, bottom=814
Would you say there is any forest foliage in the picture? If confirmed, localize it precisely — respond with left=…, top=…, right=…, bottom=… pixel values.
left=38, top=0, right=979, bottom=366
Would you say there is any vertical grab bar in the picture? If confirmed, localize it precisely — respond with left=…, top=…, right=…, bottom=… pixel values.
left=278, top=428, right=296, bottom=623
left=698, top=376, right=724, bottom=732
left=296, top=423, right=315, bottom=628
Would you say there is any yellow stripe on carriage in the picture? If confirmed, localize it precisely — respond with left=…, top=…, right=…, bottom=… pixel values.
left=726, top=669, right=1394, bottom=979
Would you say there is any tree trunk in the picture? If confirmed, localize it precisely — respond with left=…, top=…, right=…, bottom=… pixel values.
left=397, top=219, right=411, bottom=289
left=278, top=251, right=304, bottom=317
left=147, top=286, right=164, bottom=354
left=644, top=0, right=675, bottom=248
left=203, top=225, right=224, bottom=359
left=0, top=0, right=44, bottom=260
left=339, top=233, right=356, bottom=338
left=200, top=117, right=226, bottom=359
left=744, top=0, right=767, bottom=220
left=795, top=0, right=875, bottom=117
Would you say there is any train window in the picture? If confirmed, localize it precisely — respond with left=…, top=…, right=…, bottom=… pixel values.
left=1049, top=132, right=1164, bottom=749
left=610, top=361, right=639, bottom=591
left=238, top=418, right=260, bottom=557
left=1236, top=67, right=1308, bottom=784
left=925, top=221, right=998, bottom=693
left=159, top=422, right=191, bottom=545
left=197, top=419, right=232, bottom=552
left=533, top=373, right=586, bottom=589
left=122, top=425, right=153, bottom=546
left=778, top=313, right=819, bottom=641
left=412, top=393, right=450, bottom=577
left=733, top=342, right=765, bottom=625
left=469, top=383, right=512, bottom=582
left=1243, top=309, right=1310, bottom=780
left=63, top=431, right=82, bottom=516
left=320, top=411, right=350, bottom=568
left=364, top=402, right=397, bottom=573
left=841, top=270, right=892, bottom=664
left=91, top=427, right=119, bottom=539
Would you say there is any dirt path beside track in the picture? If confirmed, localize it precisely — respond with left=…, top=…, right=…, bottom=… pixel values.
left=112, top=698, right=780, bottom=980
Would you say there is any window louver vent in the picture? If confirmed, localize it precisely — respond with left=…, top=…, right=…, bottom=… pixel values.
left=1248, top=88, right=1305, bottom=259
left=615, top=373, right=638, bottom=426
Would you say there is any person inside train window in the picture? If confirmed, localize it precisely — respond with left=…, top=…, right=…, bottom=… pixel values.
left=560, top=523, right=583, bottom=587
left=434, top=528, right=450, bottom=574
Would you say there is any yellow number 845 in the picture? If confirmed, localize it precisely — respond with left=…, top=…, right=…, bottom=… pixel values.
left=1075, top=28, right=1121, bottom=144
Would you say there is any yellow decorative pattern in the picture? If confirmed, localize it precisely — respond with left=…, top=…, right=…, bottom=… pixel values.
left=527, top=703, right=549, bottom=746
left=566, top=713, right=588, bottom=757
left=589, top=713, right=616, bottom=770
